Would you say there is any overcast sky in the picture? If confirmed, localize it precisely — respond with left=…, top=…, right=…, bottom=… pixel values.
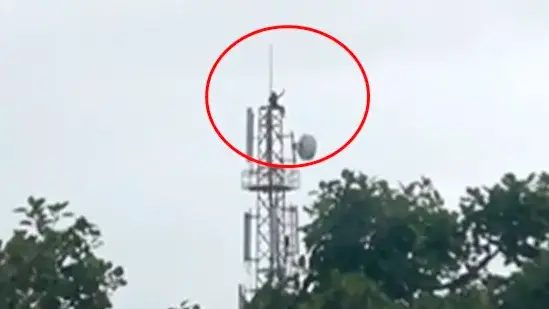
left=1, top=0, right=548, bottom=308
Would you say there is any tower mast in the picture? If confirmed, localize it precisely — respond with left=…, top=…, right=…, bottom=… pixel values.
left=239, top=45, right=301, bottom=306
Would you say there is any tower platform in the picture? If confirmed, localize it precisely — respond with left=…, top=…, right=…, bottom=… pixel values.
left=241, top=167, right=300, bottom=192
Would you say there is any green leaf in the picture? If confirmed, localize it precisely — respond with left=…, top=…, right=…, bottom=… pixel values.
left=19, top=220, right=32, bottom=226
left=47, top=201, right=69, bottom=213
left=12, top=207, right=26, bottom=213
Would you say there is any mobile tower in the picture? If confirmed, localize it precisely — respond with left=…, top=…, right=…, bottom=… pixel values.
left=238, top=45, right=317, bottom=307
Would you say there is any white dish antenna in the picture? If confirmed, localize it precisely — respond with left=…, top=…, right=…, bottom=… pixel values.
left=296, top=133, right=317, bottom=161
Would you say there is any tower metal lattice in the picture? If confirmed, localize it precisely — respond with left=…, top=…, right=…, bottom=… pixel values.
left=239, top=45, right=301, bottom=306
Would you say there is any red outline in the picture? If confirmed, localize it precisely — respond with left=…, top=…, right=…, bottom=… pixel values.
left=205, top=24, right=370, bottom=169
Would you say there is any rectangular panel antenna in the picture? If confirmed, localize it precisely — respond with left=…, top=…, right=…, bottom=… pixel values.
left=243, top=211, right=252, bottom=262
left=245, top=108, right=254, bottom=159
left=290, top=206, right=299, bottom=256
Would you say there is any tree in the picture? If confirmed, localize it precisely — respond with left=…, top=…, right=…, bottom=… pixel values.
left=248, top=170, right=549, bottom=309
left=297, top=170, right=549, bottom=308
left=296, top=270, right=401, bottom=309
left=498, top=250, right=549, bottom=309
left=5, top=169, right=549, bottom=309
left=0, top=196, right=127, bottom=309
left=243, top=280, right=297, bottom=309
left=0, top=196, right=201, bottom=309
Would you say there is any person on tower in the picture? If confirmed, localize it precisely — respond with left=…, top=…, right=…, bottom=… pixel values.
left=268, top=89, right=286, bottom=117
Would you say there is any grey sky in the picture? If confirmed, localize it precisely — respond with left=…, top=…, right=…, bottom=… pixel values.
left=1, top=0, right=548, bottom=308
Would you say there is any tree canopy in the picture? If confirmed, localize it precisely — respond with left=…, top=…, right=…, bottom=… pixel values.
left=2, top=170, right=549, bottom=308
left=246, top=170, right=549, bottom=309
left=0, top=197, right=126, bottom=309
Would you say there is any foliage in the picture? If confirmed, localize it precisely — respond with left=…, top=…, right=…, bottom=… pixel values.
left=0, top=196, right=127, bottom=309
left=167, top=300, right=201, bottom=309
left=296, top=270, right=399, bottom=309
left=498, top=250, right=549, bottom=309
left=244, top=281, right=297, bottom=309
left=248, top=170, right=549, bottom=309
left=4, top=169, right=549, bottom=309
left=0, top=196, right=201, bottom=309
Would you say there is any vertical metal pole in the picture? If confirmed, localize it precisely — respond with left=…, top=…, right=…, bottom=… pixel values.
left=268, top=44, right=274, bottom=92
left=266, top=44, right=277, bottom=279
